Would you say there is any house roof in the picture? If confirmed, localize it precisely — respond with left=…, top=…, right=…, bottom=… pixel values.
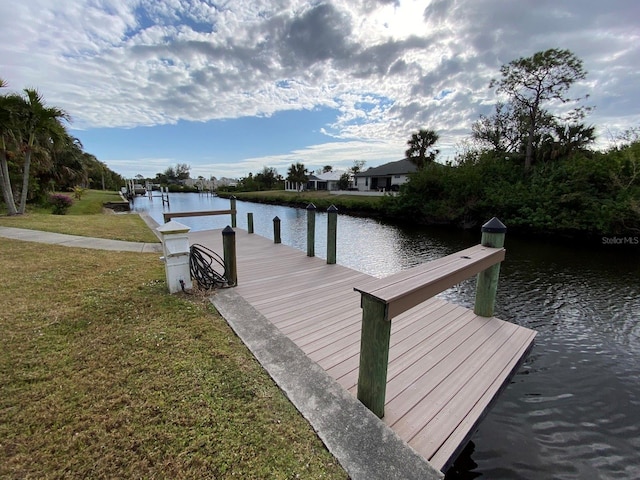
left=309, top=170, right=348, bottom=181
left=354, top=159, right=417, bottom=177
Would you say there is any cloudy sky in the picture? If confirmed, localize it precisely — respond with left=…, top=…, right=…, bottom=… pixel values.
left=2, top=0, right=639, bottom=179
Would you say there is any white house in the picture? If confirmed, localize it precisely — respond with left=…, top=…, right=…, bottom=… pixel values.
left=285, top=170, right=351, bottom=191
left=308, top=170, right=349, bottom=191
left=353, top=159, right=417, bottom=192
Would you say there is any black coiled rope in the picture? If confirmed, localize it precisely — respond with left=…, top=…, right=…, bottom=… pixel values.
left=189, top=243, right=228, bottom=290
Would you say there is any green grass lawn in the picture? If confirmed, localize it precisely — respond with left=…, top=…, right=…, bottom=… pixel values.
left=0, top=190, right=159, bottom=243
left=0, top=191, right=347, bottom=478
left=0, top=240, right=347, bottom=479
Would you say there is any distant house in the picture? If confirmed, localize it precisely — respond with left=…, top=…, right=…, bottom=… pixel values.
left=285, top=170, right=351, bottom=192
left=184, top=177, right=216, bottom=191
left=353, top=159, right=417, bottom=192
left=307, top=170, right=349, bottom=191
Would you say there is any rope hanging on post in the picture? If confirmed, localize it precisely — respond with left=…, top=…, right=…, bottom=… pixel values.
left=189, top=243, right=228, bottom=289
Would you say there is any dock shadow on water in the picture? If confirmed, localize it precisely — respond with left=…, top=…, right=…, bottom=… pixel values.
left=134, top=193, right=640, bottom=479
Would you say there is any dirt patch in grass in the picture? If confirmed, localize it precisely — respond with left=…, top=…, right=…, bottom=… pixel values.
left=0, top=240, right=346, bottom=479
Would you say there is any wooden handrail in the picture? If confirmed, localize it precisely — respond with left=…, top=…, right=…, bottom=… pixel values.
left=163, top=209, right=236, bottom=223
left=354, top=244, right=505, bottom=321
left=356, top=217, right=507, bottom=418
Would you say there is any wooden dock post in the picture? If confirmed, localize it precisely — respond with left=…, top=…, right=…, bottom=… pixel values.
left=273, top=216, right=281, bottom=244
left=247, top=212, right=254, bottom=234
left=306, top=203, right=316, bottom=257
left=474, top=217, right=507, bottom=317
left=327, top=205, right=338, bottom=264
left=357, top=294, right=391, bottom=418
left=222, top=226, right=237, bottom=286
left=230, top=196, right=237, bottom=228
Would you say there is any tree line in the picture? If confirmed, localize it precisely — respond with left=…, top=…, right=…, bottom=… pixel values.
left=393, top=49, right=639, bottom=238
left=0, top=79, right=124, bottom=215
left=218, top=161, right=366, bottom=192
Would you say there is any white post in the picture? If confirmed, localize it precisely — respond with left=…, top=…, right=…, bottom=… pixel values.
left=157, top=220, right=192, bottom=293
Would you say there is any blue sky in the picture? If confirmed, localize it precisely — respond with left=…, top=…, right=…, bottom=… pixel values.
left=2, top=1, right=639, bottom=179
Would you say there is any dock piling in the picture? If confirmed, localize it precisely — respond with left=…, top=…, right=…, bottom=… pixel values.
left=222, top=226, right=237, bottom=286
left=273, top=216, right=281, bottom=244
left=230, top=196, right=237, bottom=228
left=474, top=217, right=506, bottom=317
left=357, top=294, right=391, bottom=418
left=307, top=203, right=316, bottom=257
left=327, top=205, right=338, bottom=264
left=247, top=212, right=254, bottom=234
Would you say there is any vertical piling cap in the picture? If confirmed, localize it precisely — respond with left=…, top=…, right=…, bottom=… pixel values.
left=273, top=216, right=280, bottom=222
left=222, top=225, right=235, bottom=235
left=481, top=217, right=507, bottom=233
left=306, top=203, right=316, bottom=210
left=327, top=205, right=338, bottom=212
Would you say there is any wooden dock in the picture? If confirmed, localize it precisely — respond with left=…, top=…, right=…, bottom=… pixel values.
left=189, top=228, right=536, bottom=472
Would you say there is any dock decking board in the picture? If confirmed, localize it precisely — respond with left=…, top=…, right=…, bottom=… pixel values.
left=192, top=229, right=536, bottom=472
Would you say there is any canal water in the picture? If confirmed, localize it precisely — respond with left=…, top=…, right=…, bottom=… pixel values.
left=132, top=193, right=640, bottom=479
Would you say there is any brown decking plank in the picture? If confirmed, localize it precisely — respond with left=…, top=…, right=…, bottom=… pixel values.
left=294, top=312, right=362, bottom=348
left=316, top=339, right=362, bottom=373
left=426, top=329, right=536, bottom=470
left=409, top=327, right=535, bottom=468
left=252, top=279, right=364, bottom=316
left=244, top=268, right=368, bottom=302
left=331, top=301, right=464, bottom=391
left=238, top=266, right=366, bottom=299
left=237, top=261, right=330, bottom=287
left=286, top=306, right=362, bottom=341
left=384, top=312, right=498, bottom=402
left=274, top=301, right=356, bottom=332
left=270, top=302, right=358, bottom=333
left=338, top=312, right=498, bottom=407
left=255, top=291, right=361, bottom=330
left=385, top=321, right=520, bottom=441
left=303, top=316, right=363, bottom=357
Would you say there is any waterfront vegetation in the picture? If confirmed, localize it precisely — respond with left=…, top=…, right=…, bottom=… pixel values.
left=0, top=193, right=347, bottom=479
left=385, top=140, right=640, bottom=237
left=217, top=190, right=386, bottom=214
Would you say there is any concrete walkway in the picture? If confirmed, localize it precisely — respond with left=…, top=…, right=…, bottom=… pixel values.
left=0, top=226, right=163, bottom=253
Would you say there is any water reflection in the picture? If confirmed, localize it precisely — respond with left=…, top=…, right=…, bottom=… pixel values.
left=132, top=193, right=640, bottom=479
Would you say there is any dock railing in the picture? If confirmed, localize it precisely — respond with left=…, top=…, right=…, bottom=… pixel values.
left=353, top=217, right=507, bottom=418
left=162, top=196, right=238, bottom=226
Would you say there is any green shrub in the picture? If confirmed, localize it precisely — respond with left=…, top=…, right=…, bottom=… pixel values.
left=72, top=186, right=87, bottom=199
left=49, top=194, right=74, bottom=215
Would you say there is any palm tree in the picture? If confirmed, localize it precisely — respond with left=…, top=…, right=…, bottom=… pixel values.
left=0, top=88, right=21, bottom=215
left=15, top=89, right=70, bottom=213
left=41, top=134, right=87, bottom=191
left=287, top=162, right=308, bottom=191
left=405, top=129, right=440, bottom=169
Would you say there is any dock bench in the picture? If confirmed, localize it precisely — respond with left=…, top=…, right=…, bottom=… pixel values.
left=353, top=243, right=535, bottom=469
